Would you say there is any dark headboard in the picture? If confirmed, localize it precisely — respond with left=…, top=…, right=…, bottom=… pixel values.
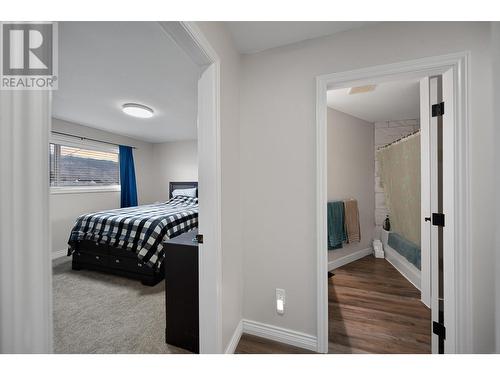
left=169, top=181, right=198, bottom=199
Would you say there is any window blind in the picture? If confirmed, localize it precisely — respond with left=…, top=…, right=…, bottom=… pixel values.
left=49, top=141, right=120, bottom=188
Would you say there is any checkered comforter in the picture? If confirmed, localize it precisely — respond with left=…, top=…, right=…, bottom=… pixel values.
left=67, top=196, right=198, bottom=270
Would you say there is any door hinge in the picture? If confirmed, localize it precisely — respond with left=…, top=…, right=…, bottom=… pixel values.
left=432, top=102, right=444, bottom=117
left=195, top=234, right=204, bottom=244
left=432, top=213, right=445, bottom=227
left=433, top=321, right=446, bottom=340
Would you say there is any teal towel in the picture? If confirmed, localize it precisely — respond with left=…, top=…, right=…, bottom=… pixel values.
left=328, top=201, right=346, bottom=250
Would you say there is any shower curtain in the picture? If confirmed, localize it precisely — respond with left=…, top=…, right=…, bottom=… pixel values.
left=377, top=132, right=421, bottom=246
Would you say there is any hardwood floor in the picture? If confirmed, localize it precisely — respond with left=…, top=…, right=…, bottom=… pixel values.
left=235, top=256, right=431, bottom=354
left=235, top=334, right=314, bottom=354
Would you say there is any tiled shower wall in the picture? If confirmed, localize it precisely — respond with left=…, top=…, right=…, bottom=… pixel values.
left=374, top=119, right=420, bottom=239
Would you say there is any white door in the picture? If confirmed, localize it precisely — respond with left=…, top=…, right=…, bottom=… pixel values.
left=429, top=75, right=442, bottom=354
left=419, top=77, right=431, bottom=309
left=421, top=69, right=455, bottom=354
left=197, top=63, right=222, bottom=353
left=420, top=75, right=440, bottom=353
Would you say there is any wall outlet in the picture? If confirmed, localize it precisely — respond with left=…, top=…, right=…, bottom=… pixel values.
left=276, top=288, right=285, bottom=315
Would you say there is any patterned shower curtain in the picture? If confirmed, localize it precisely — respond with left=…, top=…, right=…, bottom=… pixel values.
left=377, top=132, right=421, bottom=246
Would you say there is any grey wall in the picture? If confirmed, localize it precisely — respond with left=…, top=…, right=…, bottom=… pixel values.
left=239, top=22, right=495, bottom=352
left=151, top=140, right=198, bottom=202
left=327, top=108, right=375, bottom=265
left=196, top=22, right=243, bottom=352
left=492, top=22, right=500, bottom=354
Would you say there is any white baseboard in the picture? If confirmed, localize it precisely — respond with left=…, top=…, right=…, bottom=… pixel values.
left=52, top=249, right=68, bottom=260
left=328, top=247, right=373, bottom=271
left=224, top=320, right=243, bottom=354
left=242, top=319, right=317, bottom=352
left=384, top=245, right=421, bottom=290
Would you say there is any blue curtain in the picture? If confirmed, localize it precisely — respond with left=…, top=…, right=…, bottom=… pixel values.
left=119, top=145, right=138, bottom=208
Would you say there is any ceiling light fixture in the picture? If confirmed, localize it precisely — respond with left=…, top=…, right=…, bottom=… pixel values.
left=122, top=103, right=154, bottom=118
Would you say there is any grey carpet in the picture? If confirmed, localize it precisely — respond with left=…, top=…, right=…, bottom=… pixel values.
left=52, top=257, right=188, bottom=354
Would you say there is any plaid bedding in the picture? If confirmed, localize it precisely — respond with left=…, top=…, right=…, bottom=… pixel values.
left=67, top=196, right=198, bottom=270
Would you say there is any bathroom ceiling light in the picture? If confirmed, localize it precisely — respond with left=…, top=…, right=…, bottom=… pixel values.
left=122, top=103, right=154, bottom=118
left=349, top=85, right=377, bottom=94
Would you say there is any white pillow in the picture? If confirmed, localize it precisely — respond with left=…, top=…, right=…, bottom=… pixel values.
left=172, top=187, right=197, bottom=198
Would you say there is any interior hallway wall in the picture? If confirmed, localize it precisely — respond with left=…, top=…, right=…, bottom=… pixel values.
left=327, top=108, right=375, bottom=266
left=239, top=22, right=494, bottom=352
left=492, top=22, right=500, bottom=354
left=196, top=22, right=243, bottom=352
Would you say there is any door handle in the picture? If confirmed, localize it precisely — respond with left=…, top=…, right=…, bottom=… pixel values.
left=424, top=217, right=431, bottom=222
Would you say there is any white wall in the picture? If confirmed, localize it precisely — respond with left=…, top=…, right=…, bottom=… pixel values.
left=151, top=140, right=198, bottom=202
left=374, top=119, right=420, bottom=238
left=196, top=22, right=243, bottom=352
left=239, top=22, right=495, bottom=352
left=327, top=108, right=374, bottom=264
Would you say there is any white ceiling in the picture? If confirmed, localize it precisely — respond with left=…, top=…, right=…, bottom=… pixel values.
left=53, top=22, right=199, bottom=143
left=327, top=78, right=420, bottom=123
left=226, top=21, right=378, bottom=54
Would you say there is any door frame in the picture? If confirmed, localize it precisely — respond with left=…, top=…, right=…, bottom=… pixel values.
left=315, top=52, right=471, bottom=354
left=0, top=21, right=223, bottom=354
left=169, top=21, right=223, bottom=354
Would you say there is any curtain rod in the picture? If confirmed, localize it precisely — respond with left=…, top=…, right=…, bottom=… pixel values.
left=51, top=131, right=137, bottom=150
left=376, top=129, right=420, bottom=151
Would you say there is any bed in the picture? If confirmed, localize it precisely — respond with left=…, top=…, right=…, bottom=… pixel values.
left=68, top=182, right=198, bottom=285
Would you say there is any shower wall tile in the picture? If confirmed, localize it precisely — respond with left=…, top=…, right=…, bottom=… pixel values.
left=375, top=208, right=389, bottom=226
left=375, top=192, right=387, bottom=208
left=375, top=176, right=384, bottom=192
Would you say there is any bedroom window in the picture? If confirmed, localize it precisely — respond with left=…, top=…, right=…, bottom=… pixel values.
left=49, top=134, right=120, bottom=193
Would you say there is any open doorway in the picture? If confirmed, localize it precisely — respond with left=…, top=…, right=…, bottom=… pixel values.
left=315, top=53, right=471, bottom=354
left=48, top=21, right=221, bottom=354
left=326, top=78, right=430, bottom=353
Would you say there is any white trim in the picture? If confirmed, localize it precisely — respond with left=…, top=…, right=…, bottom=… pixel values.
left=242, top=319, right=317, bottom=352
left=50, top=185, right=120, bottom=195
left=51, top=249, right=68, bottom=260
left=315, top=75, right=329, bottom=354
left=224, top=320, right=243, bottom=354
left=176, top=21, right=224, bottom=354
left=385, top=246, right=422, bottom=292
left=328, top=247, right=372, bottom=271
left=316, top=52, right=471, bottom=354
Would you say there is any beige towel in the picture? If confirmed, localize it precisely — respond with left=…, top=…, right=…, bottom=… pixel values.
left=344, top=199, right=360, bottom=243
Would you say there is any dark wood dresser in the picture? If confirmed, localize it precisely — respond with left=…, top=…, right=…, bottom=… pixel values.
left=164, top=229, right=199, bottom=353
